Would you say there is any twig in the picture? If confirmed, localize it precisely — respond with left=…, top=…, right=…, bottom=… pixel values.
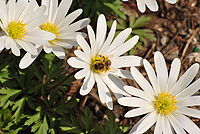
left=181, top=28, right=199, bottom=59
left=144, top=43, right=156, bottom=59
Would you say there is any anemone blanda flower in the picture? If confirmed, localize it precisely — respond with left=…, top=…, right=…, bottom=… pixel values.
left=19, top=0, right=90, bottom=69
left=0, top=0, right=55, bottom=56
left=136, top=0, right=177, bottom=13
left=118, top=51, right=200, bottom=134
left=67, top=14, right=142, bottom=110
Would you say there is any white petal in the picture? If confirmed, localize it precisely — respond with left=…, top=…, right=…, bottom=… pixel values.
left=5, top=36, right=11, bottom=49
left=124, top=86, right=152, bottom=101
left=76, top=35, right=90, bottom=55
left=131, top=67, right=155, bottom=98
left=87, top=25, right=96, bottom=56
left=67, top=57, right=89, bottom=69
left=44, top=45, right=52, bottom=53
left=48, top=0, right=58, bottom=22
left=25, top=15, right=48, bottom=30
left=173, top=113, right=200, bottom=134
left=55, top=0, right=73, bottom=24
left=167, top=114, right=186, bottom=134
left=124, top=107, right=154, bottom=118
left=108, top=28, right=132, bottom=52
left=111, top=56, right=142, bottom=68
left=58, top=9, right=83, bottom=29
left=0, top=36, right=6, bottom=51
left=6, top=37, right=20, bottom=56
left=154, top=51, right=168, bottom=92
left=165, top=0, right=177, bottom=4
left=167, top=58, right=181, bottom=92
left=176, top=96, right=200, bottom=107
left=80, top=72, right=95, bottom=96
left=129, top=114, right=148, bottom=133
left=52, top=46, right=65, bottom=59
left=108, top=35, right=139, bottom=57
left=57, top=32, right=85, bottom=40
left=96, top=14, right=107, bottom=52
left=74, top=68, right=89, bottom=79
left=118, top=97, right=150, bottom=107
left=102, top=74, right=130, bottom=98
left=163, top=117, right=173, bottom=134
left=136, top=0, right=146, bottom=13
left=135, top=111, right=157, bottom=133
left=63, top=18, right=90, bottom=32
left=100, top=20, right=116, bottom=55
left=8, top=0, right=16, bottom=22
left=177, top=107, right=200, bottom=119
left=145, top=0, right=159, bottom=12
left=56, top=41, right=74, bottom=48
left=74, top=50, right=90, bottom=63
left=176, top=78, right=200, bottom=99
left=16, top=40, right=38, bottom=55
left=25, top=30, right=56, bottom=43
left=143, top=59, right=160, bottom=95
left=154, top=114, right=163, bottom=134
left=171, top=63, right=199, bottom=95
left=109, top=69, right=133, bottom=79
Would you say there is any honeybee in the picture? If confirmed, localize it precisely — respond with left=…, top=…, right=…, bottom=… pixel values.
left=94, top=60, right=111, bottom=71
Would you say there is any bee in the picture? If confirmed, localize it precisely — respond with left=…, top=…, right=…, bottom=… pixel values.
left=94, top=60, right=111, bottom=71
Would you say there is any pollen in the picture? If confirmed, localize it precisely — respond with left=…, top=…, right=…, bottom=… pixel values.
left=90, top=55, right=111, bottom=74
left=40, top=22, right=59, bottom=43
left=6, top=21, right=26, bottom=39
left=153, top=92, right=177, bottom=115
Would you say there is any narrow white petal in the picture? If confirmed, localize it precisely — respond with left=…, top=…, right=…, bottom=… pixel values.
left=131, top=67, right=155, bottom=98
left=48, top=0, right=58, bottom=22
left=129, top=114, right=148, bottom=133
left=165, top=0, right=177, bottom=4
left=52, top=46, right=65, bottom=59
left=176, top=78, right=200, bottom=99
left=108, top=28, right=132, bottom=52
left=76, top=35, right=91, bottom=55
left=154, top=114, right=163, bottom=134
left=96, top=14, right=107, bottom=52
left=163, top=117, right=173, bottom=134
left=67, top=57, right=89, bottom=69
left=100, top=20, right=116, bottom=55
left=41, top=0, right=50, bottom=15
left=136, top=0, right=146, bottom=13
left=16, top=40, right=38, bottom=55
left=19, top=47, right=42, bottom=69
left=167, top=58, right=181, bottom=92
left=80, top=71, right=95, bottom=96
left=109, top=69, right=133, bottom=79
left=74, top=50, right=90, bottom=63
left=108, top=35, right=139, bottom=57
left=56, top=41, right=74, bottom=48
left=95, top=74, right=108, bottom=102
left=5, top=37, right=11, bottom=49
left=102, top=74, right=131, bottom=98
left=124, top=86, right=152, bottom=101
left=111, top=56, right=142, bottom=68
left=74, top=68, right=89, bottom=79
left=8, top=0, right=16, bottom=22
left=177, top=107, right=200, bottom=119
left=87, top=25, right=96, bottom=56
left=135, top=111, right=157, bottom=133
left=124, top=107, right=154, bottom=118
left=154, top=51, right=168, bottom=92
left=167, top=114, right=186, bottom=134
left=0, top=36, right=6, bottom=51
left=44, top=45, right=52, bottom=53
left=118, top=97, right=151, bottom=107
left=145, top=0, right=159, bottom=12
left=58, top=9, right=83, bottom=29
left=173, top=113, right=200, bottom=134
left=171, top=63, right=199, bottom=95
left=176, top=96, right=200, bottom=107
left=55, top=0, right=73, bottom=24
left=143, top=59, right=160, bottom=95
left=10, top=40, right=20, bottom=56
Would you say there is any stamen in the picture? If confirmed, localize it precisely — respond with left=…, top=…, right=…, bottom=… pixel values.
left=90, top=55, right=111, bottom=73
left=153, top=92, right=177, bottom=115
left=7, top=21, right=26, bottom=39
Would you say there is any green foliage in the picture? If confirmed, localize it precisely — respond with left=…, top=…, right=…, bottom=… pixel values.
left=72, top=0, right=125, bottom=23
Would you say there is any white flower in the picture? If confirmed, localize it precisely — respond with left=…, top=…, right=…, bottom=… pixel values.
left=67, top=14, right=142, bottom=110
left=118, top=51, right=200, bottom=134
left=136, top=0, right=177, bottom=13
left=19, top=0, right=90, bottom=69
left=0, top=0, right=55, bottom=56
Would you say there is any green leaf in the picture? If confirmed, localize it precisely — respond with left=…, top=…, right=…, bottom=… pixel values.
left=12, top=98, right=25, bottom=123
left=132, top=16, right=151, bottom=29
left=25, top=112, right=40, bottom=126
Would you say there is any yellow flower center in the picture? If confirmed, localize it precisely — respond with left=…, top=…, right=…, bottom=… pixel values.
left=6, top=21, right=26, bottom=39
left=153, top=92, right=177, bottom=115
left=90, top=55, right=111, bottom=74
left=40, top=22, right=59, bottom=43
